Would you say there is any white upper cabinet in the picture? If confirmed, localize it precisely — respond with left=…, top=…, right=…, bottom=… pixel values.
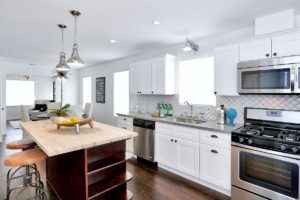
left=130, top=60, right=152, bottom=94
left=239, top=38, right=272, bottom=61
left=272, top=32, right=300, bottom=58
left=130, top=54, right=176, bottom=95
left=214, top=44, right=239, bottom=96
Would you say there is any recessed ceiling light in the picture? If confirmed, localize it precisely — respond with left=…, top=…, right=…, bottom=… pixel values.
left=152, top=20, right=161, bottom=25
left=110, top=39, right=117, bottom=43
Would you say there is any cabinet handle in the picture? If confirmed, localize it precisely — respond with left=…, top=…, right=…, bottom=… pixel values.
left=211, top=135, right=218, bottom=139
left=214, top=91, right=217, bottom=95
left=123, top=118, right=126, bottom=121
left=175, top=140, right=177, bottom=143
left=273, top=52, right=277, bottom=56
left=266, top=53, right=270, bottom=57
left=171, top=139, right=173, bottom=142
left=211, top=150, right=218, bottom=154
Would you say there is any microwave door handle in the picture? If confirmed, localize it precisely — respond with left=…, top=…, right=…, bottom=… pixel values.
left=291, top=67, right=295, bottom=92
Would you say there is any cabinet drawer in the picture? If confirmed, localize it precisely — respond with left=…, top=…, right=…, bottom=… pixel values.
left=119, top=116, right=133, bottom=123
left=200, top=130, right=230, bottom=149
left=156, top=122, right=174, bottom=136
left=174, top=125, right=200, bottom=142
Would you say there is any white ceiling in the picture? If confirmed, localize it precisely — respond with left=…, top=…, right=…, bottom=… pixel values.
left=0, top=0, right=300, bottom=69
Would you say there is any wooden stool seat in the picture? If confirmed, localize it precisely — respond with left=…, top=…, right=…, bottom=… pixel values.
left=6, top=139, right=37, bottom=150
left=4, top=148, right=47, bottom=167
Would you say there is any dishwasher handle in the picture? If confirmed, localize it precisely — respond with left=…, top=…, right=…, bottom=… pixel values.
left=133, top=118, right=155, bottom=130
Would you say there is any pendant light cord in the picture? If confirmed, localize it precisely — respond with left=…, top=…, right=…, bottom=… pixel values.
left=61, top=27, right=64, bottom=52
left=74, top=16, right=77, bottom=44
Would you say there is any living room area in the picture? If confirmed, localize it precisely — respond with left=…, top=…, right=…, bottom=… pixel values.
left=0, top=62, right=83, bottom=134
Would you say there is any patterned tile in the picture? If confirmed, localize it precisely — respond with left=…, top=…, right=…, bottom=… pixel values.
left=130, top=94, right=300, bottom=124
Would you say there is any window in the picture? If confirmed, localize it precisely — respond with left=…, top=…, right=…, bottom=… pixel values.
left=114, top=71, right=129, bottom=116
left=179, top=57, right=215, bottom=106
left=6, top=80, right=35, bottom=106
left=82, top=77, right=92, bottom=105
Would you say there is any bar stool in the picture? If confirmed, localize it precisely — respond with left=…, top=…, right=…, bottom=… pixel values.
left=6, top=139, right=38, bottom=197
left=6, top=139, right=37, bottom=150
left=4, top=148, right=48, bottom=200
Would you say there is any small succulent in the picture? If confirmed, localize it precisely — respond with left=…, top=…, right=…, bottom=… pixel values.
left=50, top=104, right=71, bottom=117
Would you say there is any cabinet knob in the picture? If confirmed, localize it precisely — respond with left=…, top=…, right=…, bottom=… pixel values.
left=266, top=53, right=270, bottom=57
left=273, top=52, right=277, bottom=56
left=171, top=139, right=173, bottom=142
left=123, top=118, right=127, bottom=121
left=211, top=135, right=218, bottom=139
left=175, top=140, right=177, bottom=143
left=214, top=91, right=217, bottom=95
left=151, top=91, right=154, bottom=94
left=211, top=150, right=218, bottom=154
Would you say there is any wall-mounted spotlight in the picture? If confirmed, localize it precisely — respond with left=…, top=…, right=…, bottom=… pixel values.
left=182, top=38, right=199, bottom=53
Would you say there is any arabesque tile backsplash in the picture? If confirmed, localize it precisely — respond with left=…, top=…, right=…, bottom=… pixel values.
left=130, top=95, right=300, bottom=124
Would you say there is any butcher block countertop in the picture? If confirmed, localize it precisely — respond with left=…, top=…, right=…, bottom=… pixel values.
left=21, top=120, right=137, bottom=157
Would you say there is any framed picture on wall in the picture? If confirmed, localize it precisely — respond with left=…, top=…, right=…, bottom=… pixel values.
left=96, top=77, right=105, bottom=103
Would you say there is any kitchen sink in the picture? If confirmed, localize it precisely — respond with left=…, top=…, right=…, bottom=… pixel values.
left=172, top=117, right=206, bottom=125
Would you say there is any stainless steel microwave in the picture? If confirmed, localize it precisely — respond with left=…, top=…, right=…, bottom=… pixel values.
left=238, top=56, right=300, bottom=94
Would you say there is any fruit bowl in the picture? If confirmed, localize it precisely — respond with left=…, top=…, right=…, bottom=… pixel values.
left=51, top=117, right=94, bottom=134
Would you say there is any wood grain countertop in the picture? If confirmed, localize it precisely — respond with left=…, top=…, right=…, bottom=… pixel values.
left=21, top=120, right=138, bottom=157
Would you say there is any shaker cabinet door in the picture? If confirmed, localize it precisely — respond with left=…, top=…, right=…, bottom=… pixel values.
left=214, top=44, right=239, bottom=96
left=200, top=144, right=231, bottom=190
left=272, top=32, right=300, bottom=58
left=239, top=38, right=272, bottom=61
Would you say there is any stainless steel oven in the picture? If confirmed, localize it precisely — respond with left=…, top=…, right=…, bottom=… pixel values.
left=232, top=144, right=300, bottom=200
left=237, top=56, right=300, bottom=94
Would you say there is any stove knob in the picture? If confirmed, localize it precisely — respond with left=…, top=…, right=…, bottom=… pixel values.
left=292, top=147, right=298, bottom=153
left=247, top=139, right=253, bottom=145
left=280, top=144, right=287, bottom=151
left=239, top=137, right=244, bottom=143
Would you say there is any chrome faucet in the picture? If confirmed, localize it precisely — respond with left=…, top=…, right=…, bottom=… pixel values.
left=184, top=101, right=193, bottom=118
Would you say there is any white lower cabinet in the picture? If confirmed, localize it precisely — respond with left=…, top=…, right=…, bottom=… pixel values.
left=155, top=122, right=231, bottom=195
left=117, top=116, right=134, bottom=153
left=176, top=139, right=200, bottom=177
left=200, top=143, right=231, bottom=190
left=155, top=134, right=177, bottom=167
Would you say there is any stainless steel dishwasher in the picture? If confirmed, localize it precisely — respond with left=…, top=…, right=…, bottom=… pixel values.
left=133, top=118, right=155, bottom=162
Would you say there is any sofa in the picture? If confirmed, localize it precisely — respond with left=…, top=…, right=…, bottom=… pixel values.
left=28, top=100, right=61, bottom=116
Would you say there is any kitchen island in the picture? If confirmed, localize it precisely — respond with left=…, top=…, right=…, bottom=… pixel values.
left=21, top=120, right=137, bottom=200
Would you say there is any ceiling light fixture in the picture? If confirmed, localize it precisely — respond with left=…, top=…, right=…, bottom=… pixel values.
left=182, top=38, right=199, bottom=52
left=110, top=39, right=117, bottom=43
left=67, top=10, right=84, bottom=66
left=55, top=24, right=70, bottom=72
left=152, top=20, right=161, bottom=25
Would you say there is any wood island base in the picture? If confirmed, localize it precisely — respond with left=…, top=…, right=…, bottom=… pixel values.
left=46, top=140, right=133, bottom=200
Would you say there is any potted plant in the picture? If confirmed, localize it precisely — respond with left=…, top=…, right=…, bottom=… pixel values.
left=50, top=104, right=71, bottom=117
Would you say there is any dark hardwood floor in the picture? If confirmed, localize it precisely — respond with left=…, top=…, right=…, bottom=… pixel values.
left=0, top=122, right=229, bottom=200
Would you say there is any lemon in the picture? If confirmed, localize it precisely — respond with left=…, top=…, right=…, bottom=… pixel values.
left=70, top=116, right=79, bottom=123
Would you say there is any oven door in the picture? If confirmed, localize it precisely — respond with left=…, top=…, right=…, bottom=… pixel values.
left=237, top=64, right=295, bottom=94
left=232, top=144, right=300, bottom=200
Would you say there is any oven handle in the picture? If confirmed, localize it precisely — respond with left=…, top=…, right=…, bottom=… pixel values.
left=232, top=142, right=300, bottom=160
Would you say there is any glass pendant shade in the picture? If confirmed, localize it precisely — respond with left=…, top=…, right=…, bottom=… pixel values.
left=55, top=52, right=70, bottom=72
left=67, top=43, right=84, bottom=66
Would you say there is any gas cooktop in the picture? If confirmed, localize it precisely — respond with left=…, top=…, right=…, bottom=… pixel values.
left=232, top=108, right=300, bottom=155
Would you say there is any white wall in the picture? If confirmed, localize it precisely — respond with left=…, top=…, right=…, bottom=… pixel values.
left=79, top=27, right=255, bottom=126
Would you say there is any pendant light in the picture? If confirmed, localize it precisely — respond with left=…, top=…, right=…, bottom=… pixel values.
left=55, top=24, right=70, bottom=72
left=67, top=10, right=84, bottom=66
